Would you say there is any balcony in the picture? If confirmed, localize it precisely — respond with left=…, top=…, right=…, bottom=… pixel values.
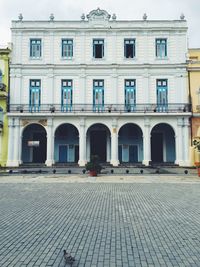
left=8, top=103, right=191, bottom=114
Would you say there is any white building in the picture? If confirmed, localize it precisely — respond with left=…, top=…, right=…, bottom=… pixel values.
left=7, top=9, right=191, bottom=167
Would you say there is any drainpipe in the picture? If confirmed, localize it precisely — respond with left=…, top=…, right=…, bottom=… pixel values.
left=188, top=70, right=193, bottom=146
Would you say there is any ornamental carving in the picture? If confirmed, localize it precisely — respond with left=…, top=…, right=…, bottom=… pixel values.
left=86, top=8, right=111, bottom=22
left=38, top=119, right=47, bottom=126
left=21, top=119, right=47, bottom=127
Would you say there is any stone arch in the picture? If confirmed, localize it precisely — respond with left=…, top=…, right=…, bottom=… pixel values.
left=118, top=123, right=143, bottom=163
left=150, top=123, right=176, bottom=163
left=21, top=123, right=47, bottom=163
left=86, top=123, right=111, bottom=162
left=54, top=123, right=79, bottom=163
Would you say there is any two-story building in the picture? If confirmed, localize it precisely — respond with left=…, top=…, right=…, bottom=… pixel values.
left=0, top=47, right=10, bottom=167
left=7, top=9, right=191, bottom=167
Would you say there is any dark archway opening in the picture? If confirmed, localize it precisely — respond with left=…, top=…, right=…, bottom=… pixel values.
left=22, top=124, right=47, bottom=163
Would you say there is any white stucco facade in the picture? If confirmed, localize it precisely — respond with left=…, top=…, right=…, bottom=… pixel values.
left=7, top=9, right=191, bottom=167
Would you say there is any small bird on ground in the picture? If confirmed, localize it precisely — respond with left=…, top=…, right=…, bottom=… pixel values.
left=63, top=250, right=75, bottom=265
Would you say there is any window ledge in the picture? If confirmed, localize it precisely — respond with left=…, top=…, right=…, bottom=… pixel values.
left=124, top=57, right=137, bottom=61
left=155, top=57, right=169, bottom=61
left=61, top=57, right=74, bottom=61
left=29, top=57, right=42, bottom=60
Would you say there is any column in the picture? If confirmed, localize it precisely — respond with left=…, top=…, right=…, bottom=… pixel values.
left=175, top=118, right=184, bottom=165
left=13, top=118, right=20, bottom=166
left=183, top=118, right=190, bottom=166
left=78, top=118, right=87, bottom=166
left=45, top=118, right=54, bottom=166
left=6, top=118, right=15, bottom=166
left=110, top=119, right=119, bottom=166
left=142, top=118, right=151, bottom=166
left=106, top=131, right=111, bottom=162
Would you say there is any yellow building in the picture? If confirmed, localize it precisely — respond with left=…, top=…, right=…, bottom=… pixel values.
left=0, top=48, right=10, bottom=167
left=188, top=48, right=200, bottom=165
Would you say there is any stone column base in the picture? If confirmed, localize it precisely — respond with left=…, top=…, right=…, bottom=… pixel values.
left=45, top=160, right=54, bottom=167
left=142, top=160, right=150, bottom=166
left=78, top=159, right=87, bottom=167
left=176, top=160, right=191, bottom=167
left=6, top=160, right=20, bottom=167
left=110, top=159, right=119, bottom=166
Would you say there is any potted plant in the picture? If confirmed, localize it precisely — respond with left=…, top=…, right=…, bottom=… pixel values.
left=193, top=139, right=200, bottom=176
left=85, top=155, right=102, bottom=176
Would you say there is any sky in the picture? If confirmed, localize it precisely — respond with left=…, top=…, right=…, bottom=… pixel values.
left=0, top=0, right=200, bottom=48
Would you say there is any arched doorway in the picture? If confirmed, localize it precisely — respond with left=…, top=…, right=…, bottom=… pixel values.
left=22, top=123, right=47, bottom=163
left=118, top=123, right=143, bottom=163
left=54, top=124, right=79, bottom=163
left=87, top=123, right=111, bottom=162
left=151, top=123, right=175, bottom=163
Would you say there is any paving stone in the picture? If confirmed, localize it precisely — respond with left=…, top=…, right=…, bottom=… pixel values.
left=0, top=178, right=200, bottom=266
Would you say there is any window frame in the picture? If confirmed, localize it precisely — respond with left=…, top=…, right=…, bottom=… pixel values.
left=61, top=39, right=73, bottom=59
left=30, top=39, right=42, bottom=59
left=93, top=39, right=104, bottom=59
left=124, top=39, right=136, bottom=59
left=155, top=38, right=167, bottom=58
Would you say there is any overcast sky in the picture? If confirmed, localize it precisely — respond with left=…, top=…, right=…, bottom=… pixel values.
left=0, top=0, right=200, bottom=48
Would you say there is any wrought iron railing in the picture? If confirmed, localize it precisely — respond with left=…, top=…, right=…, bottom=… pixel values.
left=8, top=103, right=191, bottom=114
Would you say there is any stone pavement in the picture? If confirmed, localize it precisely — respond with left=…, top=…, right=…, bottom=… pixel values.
left=0, top=174, right=200, bottom=267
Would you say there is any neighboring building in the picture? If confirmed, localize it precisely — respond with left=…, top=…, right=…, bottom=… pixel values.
left=0, top=47, right=10, bottom=167
left=188, top=49, right=200, bottom=164
left=7, top=9, right=191, bottom=167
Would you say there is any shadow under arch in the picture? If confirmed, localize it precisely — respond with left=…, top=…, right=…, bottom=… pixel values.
left=151, top=123, right=176, bottom=164
left=86, top=123, right=111, bottom=162
left=54, top=123, right=79, bottom=163
left=21, top=123, right=47, bottom=164
left=118, top=123, right=143, bottom=163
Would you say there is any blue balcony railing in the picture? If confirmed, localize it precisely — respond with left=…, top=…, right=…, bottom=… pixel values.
left=8, top=103, right=191, bottom=114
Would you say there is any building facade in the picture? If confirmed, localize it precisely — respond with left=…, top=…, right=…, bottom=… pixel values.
left=0, top=47, right=10, bottom=167
left=7, top=9, right=191, bottom=167
left=188, top=49, right=200, bottom=165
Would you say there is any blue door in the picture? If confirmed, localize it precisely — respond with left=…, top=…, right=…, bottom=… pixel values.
left=59, top=145, right=68, bottom=163
left=157, top=79, right=168, bottom=112
left=125, top=80, right=136, bottom=111
left=30, top=80, right=40, bottom=112
left=129, top=145, right=138, bottom=162
left=61, top=80, right=72, bottom=111
left=93, top=80, right=104, bottom=111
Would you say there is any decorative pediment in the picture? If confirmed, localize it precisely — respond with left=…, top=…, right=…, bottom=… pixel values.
left=86, top=8, right=111, bottom=22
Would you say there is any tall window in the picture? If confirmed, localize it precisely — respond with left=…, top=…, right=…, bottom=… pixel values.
left=93, top=80, right=104, bottom=111
left=29, top=80, right=41, bottom=112
left=125, top=80, right=136, bottom=111
left=156, top=39, right=167, bottom=58
left=62, top=39, right=73, bottom=59
left=93, top=39, right=104, bottom=58
left=124, top=39, right=135, bottom=58
left=30, top=39, right=42, bottom=58
left=61, top=80, right=73, bottom=111
left=157, top=79, right=168, bottom=111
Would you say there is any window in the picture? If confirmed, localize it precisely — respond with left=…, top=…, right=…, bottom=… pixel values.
left=156, top=39, right=167, bottom=58
left=62, top=39, right=73, bottom=58
left=93, top=80, right=104, bottom=111
left=61, top=80, right=73, bottom=111
left=124, top=39, right=135, bottom=58
left=125, top=80, right=136, bottom=111
left=156, top=79, right=168, bottom=111
left=30, top=39, right=41, bottom=58
left=93, top=39, right=104, bottom=58
left=29, top=80, right=41, bottom=112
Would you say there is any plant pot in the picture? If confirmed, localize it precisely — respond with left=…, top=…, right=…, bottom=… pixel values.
left=89, top=170, right=97, bottom=177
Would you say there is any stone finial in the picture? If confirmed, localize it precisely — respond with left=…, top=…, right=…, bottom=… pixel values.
left=18, top=13, right=23, bottom=21
left=81, top=13, right=85, bottom=20
left=49, top=13, right=54, bottom=21
left=143, top=13, right=147, bottom=20
left=180, top=13, right=185, bottom=20
left=112, top=13, right=116, bottom=20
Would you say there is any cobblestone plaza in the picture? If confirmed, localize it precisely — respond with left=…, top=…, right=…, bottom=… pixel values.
left=0, top=175, right=200, bottom=267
